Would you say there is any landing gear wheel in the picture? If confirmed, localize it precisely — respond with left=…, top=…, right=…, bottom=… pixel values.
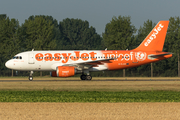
left=80, top=75, right=86, bottom=80
left=29, top=76, right=33, bottom=81
left=86, top=75, right=92, bottom=80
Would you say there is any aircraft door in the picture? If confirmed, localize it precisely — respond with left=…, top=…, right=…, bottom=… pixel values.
left=28, top=53, right=35, bottom=64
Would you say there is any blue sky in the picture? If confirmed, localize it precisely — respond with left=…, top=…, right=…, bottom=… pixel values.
left=1, top=0, right=180, bottom=34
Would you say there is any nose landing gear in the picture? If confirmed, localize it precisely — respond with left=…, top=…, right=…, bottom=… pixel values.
left=29, top=71, right=33, bottom=81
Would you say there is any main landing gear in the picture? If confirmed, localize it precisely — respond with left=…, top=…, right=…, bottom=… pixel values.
left=29, top=71, right=33, bottom=81
left=80, top=70, right=92, bottom=80
left=80, top=74, right=92, bottom=80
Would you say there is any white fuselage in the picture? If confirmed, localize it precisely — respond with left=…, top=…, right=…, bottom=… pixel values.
left=5, top=50, right=108, bottom=72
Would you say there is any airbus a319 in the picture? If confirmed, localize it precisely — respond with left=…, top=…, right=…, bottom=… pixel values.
left=5, top=21, right=172, bottom=81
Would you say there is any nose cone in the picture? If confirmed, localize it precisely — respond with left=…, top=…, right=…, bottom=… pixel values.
left=5, top=60, right=12, bottom=69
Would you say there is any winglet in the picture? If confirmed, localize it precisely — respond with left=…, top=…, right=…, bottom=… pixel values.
left=134, top=21, right=169, bottom=52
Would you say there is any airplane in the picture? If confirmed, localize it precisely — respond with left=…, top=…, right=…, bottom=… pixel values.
left=5, top=21, right=172, bottom=81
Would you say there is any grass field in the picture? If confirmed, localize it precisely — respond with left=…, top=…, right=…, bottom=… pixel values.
left=0, top=77, right=180, bottom=102
left=1, top=77, right=180, bottom=119
left=0, top=90, right=180, bottom=102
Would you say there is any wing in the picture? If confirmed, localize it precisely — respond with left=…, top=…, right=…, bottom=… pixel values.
left=62, top=58, right=114, bottom=70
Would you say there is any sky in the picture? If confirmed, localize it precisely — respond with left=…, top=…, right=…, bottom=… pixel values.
left=1, top=0, right=180, bottom=35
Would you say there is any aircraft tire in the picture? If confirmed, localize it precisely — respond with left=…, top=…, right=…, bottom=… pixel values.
left=86, top=75, right=92, bottom=80
left=29, top=76, right=33, bottom=81
left=80, top=75, right=86, bottom=80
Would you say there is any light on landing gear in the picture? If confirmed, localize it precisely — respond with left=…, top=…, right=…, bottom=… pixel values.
left=29, top=76, right=33, bottom=81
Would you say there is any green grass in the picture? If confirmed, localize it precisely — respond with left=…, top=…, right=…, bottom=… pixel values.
left=0, top=90, right=180, bottom=102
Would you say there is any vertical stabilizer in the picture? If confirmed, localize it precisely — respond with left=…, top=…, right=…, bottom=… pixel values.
left=134, top=21, right=169, bottom=52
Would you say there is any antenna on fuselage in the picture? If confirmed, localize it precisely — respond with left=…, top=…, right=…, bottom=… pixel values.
left=105, top=48, right=107, bottom=51
left=32, top=49, right=34, bottom=51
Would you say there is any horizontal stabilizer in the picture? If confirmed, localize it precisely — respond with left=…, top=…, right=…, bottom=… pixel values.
left=148, top=52, right=173, bottom=58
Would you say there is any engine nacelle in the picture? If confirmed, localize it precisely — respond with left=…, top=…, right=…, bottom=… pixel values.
left=51, top=66, right=76, bottom=77
left=57, top=66, right=75, bottom=77
left=50, top=66, right=82, bottom=77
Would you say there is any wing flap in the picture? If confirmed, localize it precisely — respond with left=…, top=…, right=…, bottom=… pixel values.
left=61, top=58, right=115, bottom=70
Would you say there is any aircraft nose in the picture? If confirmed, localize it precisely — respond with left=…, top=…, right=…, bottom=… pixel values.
left=5, top=60, right=12, bottom=69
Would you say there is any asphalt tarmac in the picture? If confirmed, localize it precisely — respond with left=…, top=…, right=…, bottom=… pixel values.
left=0, top=78, right=180, bottom=82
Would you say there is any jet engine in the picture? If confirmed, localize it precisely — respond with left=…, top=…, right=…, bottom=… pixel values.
left=51, top=66, right=76, bottom=77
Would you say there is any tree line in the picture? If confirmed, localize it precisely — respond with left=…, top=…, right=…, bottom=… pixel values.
left=0, top=14, right=179, bottom=77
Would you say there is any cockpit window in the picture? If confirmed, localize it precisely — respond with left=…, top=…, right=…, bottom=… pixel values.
left=13, top=56, right=22, bottom=59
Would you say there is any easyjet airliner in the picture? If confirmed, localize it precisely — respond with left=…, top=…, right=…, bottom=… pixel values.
left=5, top=21, right=172, bottom=81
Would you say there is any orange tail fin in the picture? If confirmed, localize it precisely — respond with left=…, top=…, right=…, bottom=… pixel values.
left=134, top=21, right=169, bottom=52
